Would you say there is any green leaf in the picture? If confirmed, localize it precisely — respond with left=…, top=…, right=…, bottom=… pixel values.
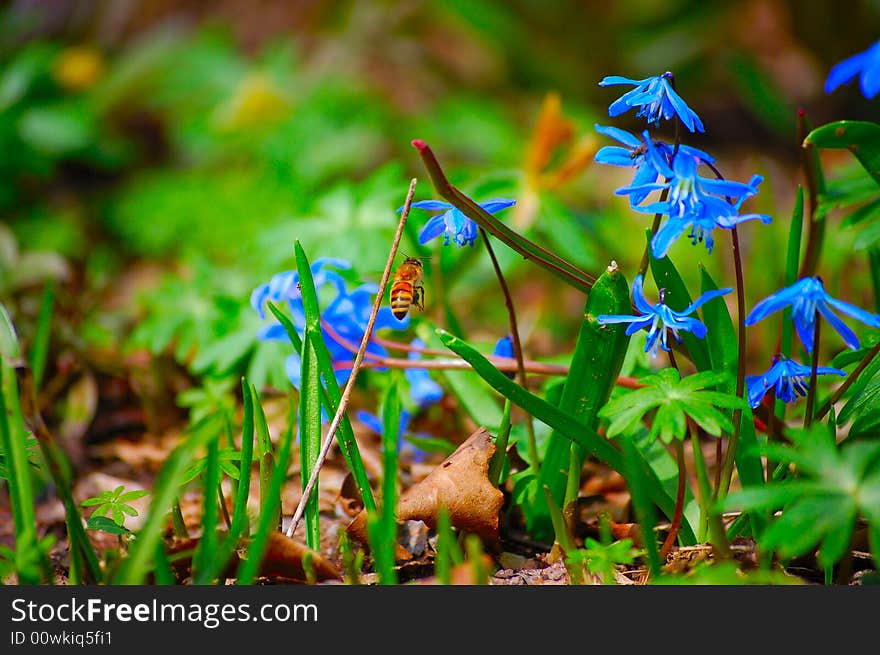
left=804, top=120, right=880, bottom=187
left=86, top=516, right=131, bottom=536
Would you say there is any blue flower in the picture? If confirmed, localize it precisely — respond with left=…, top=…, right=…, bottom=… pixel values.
left=594, top=124, right=715, bottom=206
left=405, top=338, right=444, bottom=407
left=404, top=199, right=516, bottom=247
left=596, top=274, right=732, bottom=357
left=356, top=408, right=431, bottom=462
left=251, top=260, right=407, bottom=395
left=616, top=153, right=772, bottom=258
left=745, top=276, right=880, bottom=352
left=249, top=257, right=350, bottom=321
left=492, top=334, right=515, bottom=379
left=825, top=40, right=880, bottom=98
left=599, top=72, right=704, bottom=133
left=745, top=354, right=846, bottom=409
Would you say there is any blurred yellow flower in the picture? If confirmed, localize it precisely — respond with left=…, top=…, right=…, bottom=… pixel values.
left=213, top=73, right=291, bottom=131
left=53, top=46, right=104, bottom=91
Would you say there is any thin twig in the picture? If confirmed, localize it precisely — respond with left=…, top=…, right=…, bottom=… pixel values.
left=285, top=178, right=418, bottom=539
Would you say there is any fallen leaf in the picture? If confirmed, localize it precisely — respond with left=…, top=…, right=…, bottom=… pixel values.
left=397, top=427, right=503, bottom=540
left=162, top=532, right=343, bottom=583
left=348, top=427, right=504, bottom=547
left=254, top=531, right=342, bottom=583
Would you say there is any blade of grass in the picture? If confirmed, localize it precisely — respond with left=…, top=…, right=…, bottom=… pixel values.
left=488, top=399, right=512, bottom=486
left=252, top=383, right=277, bottom=529
left=237, top=399, right=296, bottom=585
left=434, top=506, right=462, bottom=585
left=798, top=110, right=828, bottom=278
left=192, top=429, right=221, bottom=583
left=367, top=376, right=402, bottom=586
left=300, top=333, right=321, bottom=551
left=30, top=280, right=54, bottom=392
left=0, top=357, right=43, bottom=584
left=620, top=434, right=662, bottom=578
left=231, top=377, right=255, bottom=539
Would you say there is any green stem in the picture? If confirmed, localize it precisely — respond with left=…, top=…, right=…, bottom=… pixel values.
left=488, top=399, right=512, bottom=486
left=804, top=314, right=822, bottom=428
left=661, top=439, right=687, bottom=558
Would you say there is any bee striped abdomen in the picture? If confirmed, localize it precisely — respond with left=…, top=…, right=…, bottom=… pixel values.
left=390, top=281, right=414, bottom=320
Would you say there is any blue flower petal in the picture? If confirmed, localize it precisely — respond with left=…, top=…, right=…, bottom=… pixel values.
left=479, top=199, right=517, bottom=213
left=825, top=50, right=870, bottom=93
left=817, top=303, right=861, bottom=351
left=404, top=200, right=453, bottom=212
left=594, top=123, right=642, bottom=147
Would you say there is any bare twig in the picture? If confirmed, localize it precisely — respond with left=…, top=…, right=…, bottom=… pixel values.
left=285, top=178, right=418, bottom=538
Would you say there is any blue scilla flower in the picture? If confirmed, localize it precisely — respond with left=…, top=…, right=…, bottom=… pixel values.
left=251, top=261, right=407, bottom=394
left=745, top=276, right=880, bottom=353
left=593, top=124, right=715, bottom=206
left=404, top=199, right=516, bottom=247
left=825, top=40, right=880, bottom=99
left=596, top=274, right=732, bottom=357
left=617, top=154, right=772, bottom=258
left=599, top=72, right=704, bottom=133
left=249, top=257, right=350, bottom=322
left=492, top=334, right=515, bottom=379
left=356, top=408, right=436, bottom=462
left=405, top=338, right=444, bottom=407
left=745, top=354, right=846, bottom=409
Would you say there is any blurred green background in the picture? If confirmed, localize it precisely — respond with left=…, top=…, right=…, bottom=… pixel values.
left=2, top=0, right=879, bottom=434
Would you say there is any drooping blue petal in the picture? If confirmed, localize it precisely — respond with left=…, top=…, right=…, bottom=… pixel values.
left=825, top=41, right=880, bottom=98
left=594, top=146, right=636, bottom=167
left=824, top=294, right=880, bottom=329
left=681, top=286, right=733, bottom=315
left=594, top=123, right=643, bottom=147
left=631, top=274, right=654, bottom=314
left=418, top=214, right=448, bottom=245
left=745, top=280, right=809, bottom=326
left=404, top=200, right=453, bottom=212
left=817, top=303, right=861, bottom=350
left=651, top=217, right=691, bottom=259
left=746, top=276, right=880, bottom=352
left=825, top=49, right=872, bottom=94
left=479, top=199, right=517, bottom=214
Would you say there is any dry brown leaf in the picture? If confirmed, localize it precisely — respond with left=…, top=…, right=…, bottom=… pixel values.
left=397, top=427, right=502, bottom=540
left=162, top=532, right=342, bottom=583
left=348, top=427, right=504, bottom=549
left=256, top=531, right=342, bottom=582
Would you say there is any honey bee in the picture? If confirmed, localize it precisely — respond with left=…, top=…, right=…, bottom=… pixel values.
left=390, top=256, right=425, bottom=320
